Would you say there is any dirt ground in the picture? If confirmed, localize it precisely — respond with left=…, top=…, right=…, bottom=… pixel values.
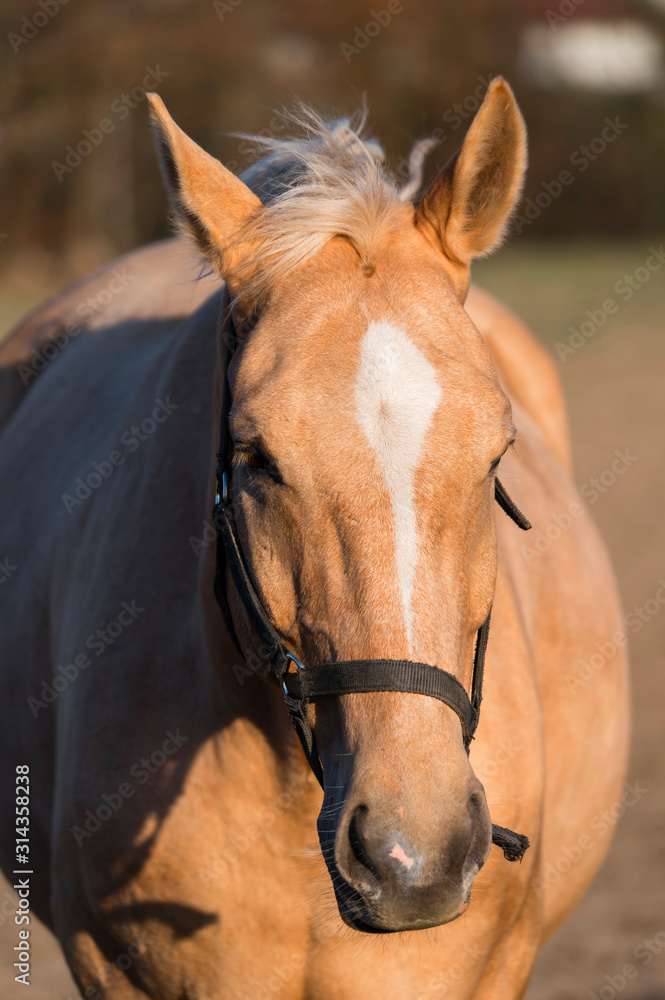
left=0, top=241, right=663, bottom=998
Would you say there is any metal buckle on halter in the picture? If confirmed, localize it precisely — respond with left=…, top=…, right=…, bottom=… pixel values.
left=282, top=651, right=305, bottom=696
left=215, top=471, right=229, bottom=507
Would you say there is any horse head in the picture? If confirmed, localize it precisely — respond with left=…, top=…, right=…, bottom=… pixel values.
left=149, top=79, right=527, bottom=932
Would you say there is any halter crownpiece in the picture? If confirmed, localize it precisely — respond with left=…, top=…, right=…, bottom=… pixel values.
left=212, top=310, right=531, bottom=864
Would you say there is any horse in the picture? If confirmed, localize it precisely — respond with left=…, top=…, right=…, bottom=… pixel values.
left=0, top=78, right=629, bottom=999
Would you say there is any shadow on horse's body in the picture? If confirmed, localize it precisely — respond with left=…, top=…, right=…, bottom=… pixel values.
left=0, top=81, right=628, bottom=1000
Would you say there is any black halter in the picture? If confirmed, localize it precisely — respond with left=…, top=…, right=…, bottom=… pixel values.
left=212, top=314, right=531, bottom=863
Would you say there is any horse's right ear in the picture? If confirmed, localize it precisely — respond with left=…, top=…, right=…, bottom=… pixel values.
left=147, top=94, right=262, bottom=290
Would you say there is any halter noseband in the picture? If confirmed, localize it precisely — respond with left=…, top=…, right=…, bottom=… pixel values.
left=212, top=312, right=531, bottom=864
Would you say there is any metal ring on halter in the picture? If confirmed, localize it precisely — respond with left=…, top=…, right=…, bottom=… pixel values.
left=221, top=471, right=229, bottom=504
left=282, top=651, right=305, bottom=695
left=215, top=471, right=229, bottom=507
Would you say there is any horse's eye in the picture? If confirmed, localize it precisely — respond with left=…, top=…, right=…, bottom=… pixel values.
left=242, top=450, right=267, bottom=470
left=233, top=443, right=282, bottom=483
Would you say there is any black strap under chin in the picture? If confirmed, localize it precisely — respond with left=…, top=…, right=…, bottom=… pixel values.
left=211, top=308, right=532, bottom=863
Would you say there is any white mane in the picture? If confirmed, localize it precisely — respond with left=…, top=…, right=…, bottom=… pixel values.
left=232, top=106, right=437, bottom=299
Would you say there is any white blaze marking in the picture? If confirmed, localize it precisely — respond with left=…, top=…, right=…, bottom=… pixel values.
left=354, top=321, right=442, bottom=651
left=389, top=843, right=415, bottom=869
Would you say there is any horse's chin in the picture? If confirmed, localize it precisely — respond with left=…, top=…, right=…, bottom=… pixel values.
left=332, top=874, right=471, bottom=935
left=338, top=907, right=394, bottom=934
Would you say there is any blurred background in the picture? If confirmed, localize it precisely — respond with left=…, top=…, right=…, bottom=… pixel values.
left=0, top=1, right=664, bottom=998
left=1, top=0, right=665, bottom=302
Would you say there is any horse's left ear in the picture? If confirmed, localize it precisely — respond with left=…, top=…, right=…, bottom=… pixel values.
left=415, top=78, right=527, bottom=297
left=147, top=93, right=262, bottom=293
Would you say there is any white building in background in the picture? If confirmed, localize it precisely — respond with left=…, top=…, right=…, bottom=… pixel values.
left=519, top=0, right=665, bottom=92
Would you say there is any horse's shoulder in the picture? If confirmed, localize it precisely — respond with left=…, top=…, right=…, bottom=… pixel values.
left=465, top=284, right=572, bottom=475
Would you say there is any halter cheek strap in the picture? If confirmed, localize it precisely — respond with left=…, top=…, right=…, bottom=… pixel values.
left=212, top=313, right=531, bottom=864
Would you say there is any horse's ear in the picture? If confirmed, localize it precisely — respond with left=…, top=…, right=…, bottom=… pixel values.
left=415, top=78, right=527, bottom=296
left=147, top=93, right=262, bottom=289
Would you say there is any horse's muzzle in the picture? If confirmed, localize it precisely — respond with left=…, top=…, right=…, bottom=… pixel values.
left=320, top=780, right=492, bottom=933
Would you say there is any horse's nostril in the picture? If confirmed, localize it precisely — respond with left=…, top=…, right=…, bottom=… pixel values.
left=468, top=789, right=484, bottom=822
left=348, top=807, right=379, bottom=880
left=465, top=787, right=492, bottom=869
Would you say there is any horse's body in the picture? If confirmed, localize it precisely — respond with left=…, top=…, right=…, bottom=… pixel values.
left=0, top=83, right=628, bottom=999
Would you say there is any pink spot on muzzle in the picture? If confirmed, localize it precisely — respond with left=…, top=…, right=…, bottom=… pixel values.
left=389, top=843, right=415, bottom=870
